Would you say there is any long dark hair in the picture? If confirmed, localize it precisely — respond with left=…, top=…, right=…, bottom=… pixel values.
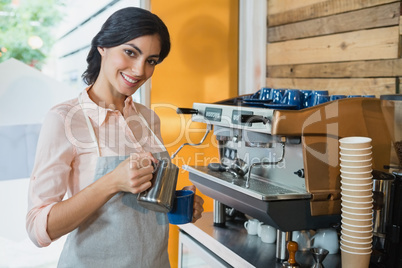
left=82, top=7, right=171, bottom=85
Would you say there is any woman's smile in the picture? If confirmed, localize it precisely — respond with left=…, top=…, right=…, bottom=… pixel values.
left=121, top=72, right=140, bottom=87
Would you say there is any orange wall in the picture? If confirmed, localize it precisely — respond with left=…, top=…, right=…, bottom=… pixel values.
left=151, top=0, right=238, bottom=266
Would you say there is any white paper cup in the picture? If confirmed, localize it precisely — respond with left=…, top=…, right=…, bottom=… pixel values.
left=341, top=185, right=372, bottom=191
left=341, top=181, right=373, bottom=190
left=339, top=161, right=372, bottom=168
left=341, top=198, right=373, bottom=208
left=342, top=213, right=373, bottom=221
left=341, top=247, right=371, bottom=268
left=340, top=147, right=372, bottom=155
left=341, top=245, right=372, bottom=254
left=340, top=242, right=372, bottom=252
left=341, top=235, right=372, bottom=245
left=341, top=239, right=372, bottom=249
left=340, top=171, right=373, bottom=179
left=341, top=221, right=372, bottom=232
left=341, top=187, right=373, bottom=197
left=339, top=137, right=372, bottom=149
left=340, top=165, right=372, bottom=173
left=341, top=231, right=373, bottom=240
left=341, top=176, right=373, bottom=185
left=340, top=153, right=372, bottom=161
left=341, top=193, right=373, bottom=203
left=341, top=231, right=373, bottom=243
left=342, top=226, right=373, bottom=238
left=341, top=204, right=373, bottom=214
left=341, top=209, right=373, bottom=220
left=340, top=159, right=372, bottom=167
left=341, top=175, right=373, bottom=180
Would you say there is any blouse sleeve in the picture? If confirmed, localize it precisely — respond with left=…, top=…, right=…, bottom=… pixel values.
left=26, top=107, right=75, bottom=247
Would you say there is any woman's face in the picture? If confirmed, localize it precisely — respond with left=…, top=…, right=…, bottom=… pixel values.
left=97, top=34, right=161, bottom=97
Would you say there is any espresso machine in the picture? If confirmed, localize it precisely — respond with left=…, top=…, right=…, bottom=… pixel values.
left=180, top=95, right=396, bottom=261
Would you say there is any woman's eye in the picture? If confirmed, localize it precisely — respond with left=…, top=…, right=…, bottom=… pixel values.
left=148, top=59, right=158, bottom=66
left=125, top=50, right=135, bottom=57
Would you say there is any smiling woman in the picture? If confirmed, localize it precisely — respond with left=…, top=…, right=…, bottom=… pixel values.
left=26, top=7, right=205, bottom=268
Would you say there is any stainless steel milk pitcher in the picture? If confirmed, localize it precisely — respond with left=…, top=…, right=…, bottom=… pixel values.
left=136, top=118, right=211, bottom=213
left=137, top=159, right=179, bottom=213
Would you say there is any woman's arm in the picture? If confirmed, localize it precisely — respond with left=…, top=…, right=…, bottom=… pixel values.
left=27, top=106, right=154, bottom=247
left=46, top=153, right=154, bottom=240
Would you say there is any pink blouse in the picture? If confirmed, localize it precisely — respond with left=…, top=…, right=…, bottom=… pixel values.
left=26, top=88, right=164, bottom=247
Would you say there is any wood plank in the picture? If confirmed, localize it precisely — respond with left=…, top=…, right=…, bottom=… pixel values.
left=400, top=15, right=402, bottom=34
left=268, top=0, right=326, bottom=15
left=268, top=2, right=400, bottom=42
left=266, top=58, right=402, bottom=78
left=265, top=77, right=396, bottom=95
left=400, top=16, right=402, bottom=57
left=268, top=0, right=397, bottom=26
left=267, top=27, right=399, bottom=66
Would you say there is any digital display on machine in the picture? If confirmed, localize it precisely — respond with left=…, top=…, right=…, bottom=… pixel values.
left=204, top=107, right=222, bottom=122
left=231, top=110, right=253, bottom=125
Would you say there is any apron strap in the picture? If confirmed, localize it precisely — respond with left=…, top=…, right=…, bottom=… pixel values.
left=136, top=109, right=168, bottom=153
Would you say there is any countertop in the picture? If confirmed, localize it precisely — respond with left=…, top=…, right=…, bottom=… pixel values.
left=179, top=212, right=341, bottom=268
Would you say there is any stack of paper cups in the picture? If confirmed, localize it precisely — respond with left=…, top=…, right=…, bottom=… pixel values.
left=339, top=137, right=373, bottom=268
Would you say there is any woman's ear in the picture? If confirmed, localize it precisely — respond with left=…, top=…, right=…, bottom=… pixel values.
left=97, top=46, right=105, bottom=56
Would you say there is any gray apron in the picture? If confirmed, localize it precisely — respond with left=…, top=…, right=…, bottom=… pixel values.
left=58, top=94, right=170, bottom=268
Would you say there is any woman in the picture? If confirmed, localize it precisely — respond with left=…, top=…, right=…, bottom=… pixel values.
left=26, top=7, right=204, bottom=267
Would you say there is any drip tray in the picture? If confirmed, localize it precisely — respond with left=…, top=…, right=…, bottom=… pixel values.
left=183, top=165, right=310, bottom=201
left=183, top=165, right=340, bottom=231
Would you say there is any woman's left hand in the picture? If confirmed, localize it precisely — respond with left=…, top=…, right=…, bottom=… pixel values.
left=182, top=185, right=204, bottom=223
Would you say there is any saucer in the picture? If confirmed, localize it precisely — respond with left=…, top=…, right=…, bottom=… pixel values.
left=264, top=103, right=298, bottom=110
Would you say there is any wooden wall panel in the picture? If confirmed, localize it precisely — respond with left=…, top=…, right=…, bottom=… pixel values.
left=266, top=0, right=401, bottom=95
left=268, top=0, right=325, bottom=15
left=268, top=0, right=396, bottom=26
left=267, top=26, right=399, bottom=66
left=268, top=2, right=400, bottom=42
left=267, top=59, right=402, bottom=78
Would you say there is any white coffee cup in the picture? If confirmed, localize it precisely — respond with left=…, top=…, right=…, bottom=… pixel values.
left=257, top=222, right=264, bottom=237
left=260, top=225, right=276, bottom=243
left=311, top=228, right=339, bottom=254
left=292, top=230, right=311, bottom=251
left=244, top=219, right=259, bottom=235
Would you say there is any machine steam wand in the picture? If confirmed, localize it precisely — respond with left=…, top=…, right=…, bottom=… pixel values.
left=170, top=107, right=212, bottom=159
left=171, top=124, right=212, bottom=159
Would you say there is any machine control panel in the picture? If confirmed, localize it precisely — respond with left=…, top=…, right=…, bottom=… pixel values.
left=191, top=103, right=274, bottom=133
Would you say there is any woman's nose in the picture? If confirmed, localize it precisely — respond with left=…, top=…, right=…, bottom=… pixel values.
left=131, top=60, right=145, bottom=76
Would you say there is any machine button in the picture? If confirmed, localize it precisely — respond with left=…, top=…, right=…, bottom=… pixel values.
left=294, top=169, right=305, bottom=178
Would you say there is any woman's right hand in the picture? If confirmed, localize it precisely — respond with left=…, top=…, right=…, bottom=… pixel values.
left=111, top=152, right=156, bottom=194
left=46, top=152, right=156, bottom=241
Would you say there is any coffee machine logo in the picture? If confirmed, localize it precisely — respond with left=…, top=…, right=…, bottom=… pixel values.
left=301, top=101, right=339, bottom=167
